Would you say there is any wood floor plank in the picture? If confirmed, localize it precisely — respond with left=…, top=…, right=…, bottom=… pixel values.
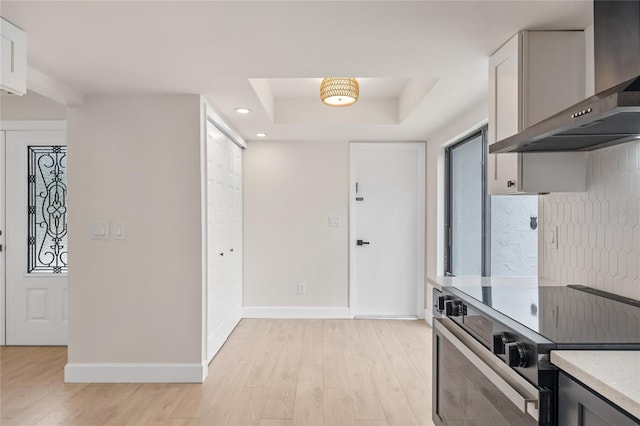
left=167, top=383, right=212, bottom=419
left=100, top=384, right=166, bottom=425
left=386, top=320, right=429, bottom=352
left=233, top=319, right=276, bottom=366
left=407, top=320, right=433, bottom=348
left=125, top=383, right=189, bottom=425
left=34, top=383, right=135, bottom=425
left=201, top=360, right=254, bottom=425
left=245, top=321, right=290, bottom=388
left=405, top=387, right=435, bottom=426
left=322, top=337, right=349, bottom=390
left=292, top=364, right=323, bottom=426
left=261, top=321, right=305, bottom=420
left=358, top=321, right=420, bottom=426
left=369, top=363, right=420, bottom=426
left=355, top=421, right=389, bottom=426
left=323, top=388, right=356, bottom=426
left=169, top=361, right=231, bottom=419
left=376, top=322, right=429, bottom=391
left=1, top=319, right=434, bottom=426
left=300, top=320, right=323, bottom=366
left=342, top=326, right=386, bottom=421
left=260, top=419, right=293, bottom=426
left=225, top=387, right=270, bottom=426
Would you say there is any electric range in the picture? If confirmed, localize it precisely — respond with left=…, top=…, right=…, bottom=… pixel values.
left=432, top=283, right=640, bottom=425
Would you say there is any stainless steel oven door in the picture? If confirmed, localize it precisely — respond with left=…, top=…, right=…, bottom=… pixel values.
left=433, top=318, right=545, bottom=425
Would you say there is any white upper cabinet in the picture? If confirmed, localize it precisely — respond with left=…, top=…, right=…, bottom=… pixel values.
left=488, top=31, right=587, bottom=194
left=0, top=18, right=27, bottom=96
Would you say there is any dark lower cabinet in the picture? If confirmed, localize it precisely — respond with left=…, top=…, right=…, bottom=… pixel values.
left=558, top=372, right=640, bottom=426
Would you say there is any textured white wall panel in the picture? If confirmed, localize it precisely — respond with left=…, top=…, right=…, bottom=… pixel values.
left=491, top=195, right=538, bottom=277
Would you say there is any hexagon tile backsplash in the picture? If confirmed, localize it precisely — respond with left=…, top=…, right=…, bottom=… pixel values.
left=542, top=141, right=640, bottom=301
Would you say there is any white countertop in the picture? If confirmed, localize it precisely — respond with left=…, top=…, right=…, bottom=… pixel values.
left=551, top=351, right=640, bottom=419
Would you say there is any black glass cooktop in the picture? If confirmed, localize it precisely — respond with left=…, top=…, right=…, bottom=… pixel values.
left=453, top=284, right=640, bottom=346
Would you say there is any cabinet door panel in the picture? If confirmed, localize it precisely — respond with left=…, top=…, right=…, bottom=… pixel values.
left=0, top=18, right=27, bottom=95
left=489, top=33, right=521, bottom=194
left=558, top=372, right=639, bottom=426
left=489, top=33, right=521, bottom=145
left=523, top=31, right=586, bottom=128
left=490, top=152, right=520, bottom=194
left=488, top=31, right=587, bottom=195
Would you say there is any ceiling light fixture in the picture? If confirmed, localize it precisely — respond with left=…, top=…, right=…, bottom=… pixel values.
left=235, top=107, right=251, bottom=114
left=256, top=132, right=267, bottom=138
left=320, top=77, right=359, bottom=107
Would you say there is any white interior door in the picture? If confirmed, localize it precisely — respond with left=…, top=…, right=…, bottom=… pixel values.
left=350, top=143, right=425, bottom=318
left=6, top=130, right=68, bottom=345
left=206, top=121, right=242, bottom=362
left=227, top=138, right=242, bottom=326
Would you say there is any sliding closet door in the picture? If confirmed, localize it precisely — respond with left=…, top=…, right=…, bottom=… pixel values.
left=206, top=121, right=243, bottom=363
left=226, top=138, right=242, bottom=329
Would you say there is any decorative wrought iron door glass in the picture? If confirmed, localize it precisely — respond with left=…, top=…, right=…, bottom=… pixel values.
left=27, top=145, right=68, bottom=273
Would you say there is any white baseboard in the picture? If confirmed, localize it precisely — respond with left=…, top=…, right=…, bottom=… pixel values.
left=64, top=362, right=208, bottom=383
left=242, top=306, right=352, bottom=319
left=424, top=309, right=433, bottom=326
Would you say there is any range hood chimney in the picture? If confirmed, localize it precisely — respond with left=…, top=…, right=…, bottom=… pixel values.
left=490, top=0, right=640, bottom=153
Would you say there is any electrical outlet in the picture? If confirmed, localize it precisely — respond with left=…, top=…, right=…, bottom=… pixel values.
left=297, top=283, right=306, bottom=295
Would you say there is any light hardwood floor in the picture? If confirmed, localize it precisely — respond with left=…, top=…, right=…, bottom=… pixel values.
left=1, top=319, right=434, bottom=426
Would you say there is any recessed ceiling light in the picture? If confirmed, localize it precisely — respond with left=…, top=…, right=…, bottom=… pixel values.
left=256, top=133, right=267, bottom=138
left=235, top=108, right=250, bottom=114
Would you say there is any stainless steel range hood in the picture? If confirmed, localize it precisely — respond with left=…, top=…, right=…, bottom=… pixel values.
left=491, top=0, right=640, bottom=153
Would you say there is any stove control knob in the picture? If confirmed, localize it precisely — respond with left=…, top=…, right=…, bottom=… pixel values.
left=505, top=342, right=528, bottom=368
left=444, top=300, right=455, bottom=316
left=444, top=300, right=463, bottom=317
left=437, top=295, right=451, bottom=313
left=492, top=333, right=512, bottom=355
left=452, top=301, right=464, bottom=316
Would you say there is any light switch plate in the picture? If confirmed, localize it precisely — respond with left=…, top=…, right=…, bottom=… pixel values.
left=112, top=222, right=125, bottom=240
left=90, top=222, right=109, bottom=240
left=328, top=216, right=341, bottom=227
left=546, top=225, right=558, bottom=250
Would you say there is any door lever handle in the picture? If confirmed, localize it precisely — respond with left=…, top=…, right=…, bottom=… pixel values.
left=356, top=239, right=370, bottom=246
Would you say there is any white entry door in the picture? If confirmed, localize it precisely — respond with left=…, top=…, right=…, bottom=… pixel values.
left=350, top=143, right=425, bottom=317
left=6, top=130, right=68, bottom=345
left=206, top=121, right=242, bottom=362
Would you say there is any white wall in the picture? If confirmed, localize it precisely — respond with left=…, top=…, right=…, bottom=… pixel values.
left=0, top=91, right=66, bottom=120
left=541, top=141, right=640, bottom=300
left=66, top=95, right=205, bottom=370
left=243, top=140, right=349, bottom=309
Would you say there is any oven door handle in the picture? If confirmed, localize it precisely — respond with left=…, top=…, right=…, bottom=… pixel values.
left=434, top=319, right=540, bottom=421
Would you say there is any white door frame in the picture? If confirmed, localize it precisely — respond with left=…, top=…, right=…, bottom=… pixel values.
left=0, top=120, right=66, bottom=345
left=349, top=142, right=426, bottom=319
